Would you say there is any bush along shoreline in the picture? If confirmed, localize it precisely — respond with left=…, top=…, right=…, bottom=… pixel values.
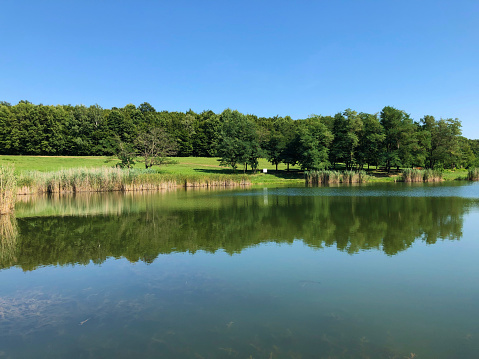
left=15, top=167, right=251, bottom=195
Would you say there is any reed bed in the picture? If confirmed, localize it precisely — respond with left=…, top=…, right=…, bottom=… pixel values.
left=16, top=167, right=251, bottom=195
left=402, top=168, right=443, bottom=182
left=423, top=169, right=443, bottom=182
left=468, top=168, right=479, bottom=181
left=0, top=165, right=17, bottom=214
left=305, top=170, right=370, bottom=185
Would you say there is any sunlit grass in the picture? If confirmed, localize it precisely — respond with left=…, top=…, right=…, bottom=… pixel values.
left=0, top=156, right=472, bottom=188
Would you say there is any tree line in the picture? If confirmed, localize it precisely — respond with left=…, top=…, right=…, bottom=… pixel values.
left=1, top=100, right=478, bottom=171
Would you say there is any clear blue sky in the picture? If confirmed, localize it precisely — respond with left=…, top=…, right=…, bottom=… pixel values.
left=1, top=0, right=478, bottom=138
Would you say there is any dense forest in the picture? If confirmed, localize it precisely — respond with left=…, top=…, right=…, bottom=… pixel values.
left=1, top=100, right=478, bottom=171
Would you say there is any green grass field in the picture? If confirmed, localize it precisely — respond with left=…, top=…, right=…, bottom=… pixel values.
left=0, top=156, right=304, bottom=185
left=0, top=155, right=470, bottom=185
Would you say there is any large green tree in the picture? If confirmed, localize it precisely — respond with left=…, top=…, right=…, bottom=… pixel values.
left=420, top=116, right=462, bottom=169
left=356, top=113, right=385, bottom=169
left=217, top=109, right=261, bottom=172
left=380, top=106, right=419, bottom=172
left=296, top=117, right=333, bottom=170
left=265, top=116, right=294, bottom=171
left=330, top=109, right=363, bottom=170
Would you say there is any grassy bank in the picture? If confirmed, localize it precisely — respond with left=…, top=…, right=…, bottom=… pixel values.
left=0, top=166, right=16, bottom=214
left=1, top=156, right=478, bottom=188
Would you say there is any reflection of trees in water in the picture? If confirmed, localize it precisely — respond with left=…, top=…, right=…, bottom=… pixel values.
left=298, top=196, right=465, bottom=255
left=0, top=215, right=18, bottom=268
left=3, top=195, right=474, bottom=270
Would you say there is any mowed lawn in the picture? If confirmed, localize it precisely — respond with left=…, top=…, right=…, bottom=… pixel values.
left=0, top=156, right=305, bottom=184
left=0, top=155, right=117, bottom=173
left=0, top=155, right=469, bottom=183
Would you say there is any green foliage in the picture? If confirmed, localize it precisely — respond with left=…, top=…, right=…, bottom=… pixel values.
left=380, top=106, right=420, bottom=172
left=217, top=109, right=262, bottom=172
left=330, top=109, right=362, bottom=169
left=421, top=116, right=462, bottom=169
left=115, top=142, right=137, bottom=168
left=265, top=116, right=295, bottom=170
left=356, top=113, right=385, bottom=169
left=193, top=110, right=220, bottom=157
left=0, top=101, right=476, bottom=172
left=296, top=117, right=333, bottom=170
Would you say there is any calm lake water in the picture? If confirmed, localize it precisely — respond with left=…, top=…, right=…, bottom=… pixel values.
left=1, top=182, right=479, bottom=358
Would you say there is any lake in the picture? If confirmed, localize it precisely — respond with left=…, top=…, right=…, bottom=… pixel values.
left=1, top=182, right=479, bottom=358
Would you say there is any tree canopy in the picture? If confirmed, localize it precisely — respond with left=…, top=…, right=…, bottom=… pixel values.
left=0, top=101, right=476, bottom=171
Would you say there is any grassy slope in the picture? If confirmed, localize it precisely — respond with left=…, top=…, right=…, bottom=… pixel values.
left=0, top=156, right=304, bottom=185
left=0, top=155, right=469, bottom=184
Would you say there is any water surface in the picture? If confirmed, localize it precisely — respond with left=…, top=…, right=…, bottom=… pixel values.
left=1, top=182, right=479, bottom=358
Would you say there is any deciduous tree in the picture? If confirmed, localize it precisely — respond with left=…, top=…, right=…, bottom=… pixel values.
left=136, top=128, right=178, bottom=168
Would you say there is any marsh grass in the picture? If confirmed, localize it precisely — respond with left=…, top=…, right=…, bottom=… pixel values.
left=402, top=169, right=423, bottom=182
left=0, top=165, right=16, bottom=214
left=423, top=169, right=443, bottom=182
left=468, top=168, right=479, bottom=181
left=402, top=169, right=443, bottom=182
left=305, top=170, right=370, bottom=185
left=17, top=167, right=251, bottom=195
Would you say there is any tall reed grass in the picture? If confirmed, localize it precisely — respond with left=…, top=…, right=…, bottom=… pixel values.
left=468, top=168, right=479, bottom=181
left=305, top=170, right=370, bottom=185
left=402, top=168, right=443, bottom=182
left=16, top=167, right=251, bottom=195
left=0, top=165, right=16, bottom=214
